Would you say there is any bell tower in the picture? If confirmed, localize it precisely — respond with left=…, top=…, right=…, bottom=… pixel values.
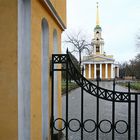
left=82, top=2, right=118, bottom=81
left=91, top=2, right=104, bottom=55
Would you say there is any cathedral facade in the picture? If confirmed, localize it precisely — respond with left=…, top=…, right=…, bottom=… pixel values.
left=82, top=3, right=119, bottom=80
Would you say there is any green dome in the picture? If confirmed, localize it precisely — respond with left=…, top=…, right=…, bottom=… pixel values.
left=94, top=25, right=102, bottom=30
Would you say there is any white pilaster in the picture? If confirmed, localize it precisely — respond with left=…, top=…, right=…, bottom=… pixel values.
left=100, top=64, right=102, bottom=79
left=100, top=46, right=101, bottom=54
left=105, top=64, right=108, bottom=79
left=100, top=44, right=103, bottom=54
left=84, top=65, right=86, bottom=77
left=89, top=64, right=91, bottom=79
left=101, top=44, right=104, bottom=54
left=94, top=64, right=96, bottom=79
left=117, top=67, right=119, bottom=78
left=94, top=45, right=96, bottom=54
left=111, top=64, right=114, bottom=79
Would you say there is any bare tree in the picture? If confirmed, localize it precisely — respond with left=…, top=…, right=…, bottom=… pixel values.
left=136, top=31, right=140, bottom=48
left=135, top=54, right=140, bottom=79
left=119, top=62, right=127, bottom=78
left=126, top=60, right=136, bottom=79
left=64, top=31, right=92, bottom=66
left=120, top=58, right=138, bottom=79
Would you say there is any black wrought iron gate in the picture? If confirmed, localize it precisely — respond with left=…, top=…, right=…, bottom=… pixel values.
left=51, top=51, right=140, bottom=140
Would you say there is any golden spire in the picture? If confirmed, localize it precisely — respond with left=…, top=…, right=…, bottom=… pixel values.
left=96, top=2, right=100, bottom=26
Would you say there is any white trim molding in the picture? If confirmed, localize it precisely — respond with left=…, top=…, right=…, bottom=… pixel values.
left=111, top=64, right=114, bottom=79
left=84, top=65, right=86, bottom=77
left=18, top=0, right=31, bottom=139
left=82, top=61, right=114, bottom=65
left=43, top=0, right=66, bottom=30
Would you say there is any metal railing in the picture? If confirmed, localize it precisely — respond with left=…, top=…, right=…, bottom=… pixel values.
left=51, top=50, right=140, bottom=140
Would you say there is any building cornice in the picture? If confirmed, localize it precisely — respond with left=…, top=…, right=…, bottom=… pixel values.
left=93, top=55, right=114, bottom=60
left=82, top=55, right=114, bottom=62
left=82, top=61, right=114, bottom=65
left=43, top=0, right=66, bottom=30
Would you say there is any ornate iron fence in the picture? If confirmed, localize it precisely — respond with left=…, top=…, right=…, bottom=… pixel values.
left=51, top=50, right=140, bottom=140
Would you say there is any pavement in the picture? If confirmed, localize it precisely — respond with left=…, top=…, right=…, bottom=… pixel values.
left=60, top=81, right=140, bottom=140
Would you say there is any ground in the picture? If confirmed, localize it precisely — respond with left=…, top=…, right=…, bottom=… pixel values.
left=60, top=81, right=140, bottom=140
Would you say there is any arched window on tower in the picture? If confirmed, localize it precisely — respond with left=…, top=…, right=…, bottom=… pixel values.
left=96, top=31, right=100, bottom=38
left=96, top=45, right=100, bottom=52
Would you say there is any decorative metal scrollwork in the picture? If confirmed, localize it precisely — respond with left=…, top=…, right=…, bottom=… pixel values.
left=52, top=54, right=67, bottom=64
left=115, top=120, right=128, bottom=134
left=99, top=120, right=112, bottom=133
left=53, top=118, right=66, bottom=131
left=83, top=119, right=96, bottom=133
left=67, top=52, right=138, bottom=102
left=68, top=119, right=81, bottom=132
left=53, top=118, right=128, bottom=134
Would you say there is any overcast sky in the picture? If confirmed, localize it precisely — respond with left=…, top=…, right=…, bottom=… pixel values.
left=62, top=0, right=140, bottom=63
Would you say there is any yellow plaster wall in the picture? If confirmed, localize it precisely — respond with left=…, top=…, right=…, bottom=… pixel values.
left=91, top=64, right=94, bottom=79
left=107, top=55, right=113, bottom=58
left=50, top=0, right=66, bottom=25
left=31, top=1, right=63, bottom=140
left=0, top=0, right=18, bottom=140
left=108, top=64, right=111, bottom=80
left=96, top=52, right=100, bottom=55
left=0, top=1, right=65, bottom=139
left=102, top=64, right=105, bottom=80
left=85, top=64, right=89, bottom=78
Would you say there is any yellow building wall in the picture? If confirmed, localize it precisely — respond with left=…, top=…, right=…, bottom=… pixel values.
left=0, top=1, right=18, bottom=140
left=31, top=1, right=64, bottom=140
left=96, top=52, right=100, bottom=55
left=91, top=64, right=94, bottom=79
left=0, top=0, right=65, bottom=140
left=102, top=64, right=105, bottom=80
left=85, top=64, right=89, bottom=78
left=108, top=64, right=111, bottom=80
left=50, top=0, right=66, bottom=25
